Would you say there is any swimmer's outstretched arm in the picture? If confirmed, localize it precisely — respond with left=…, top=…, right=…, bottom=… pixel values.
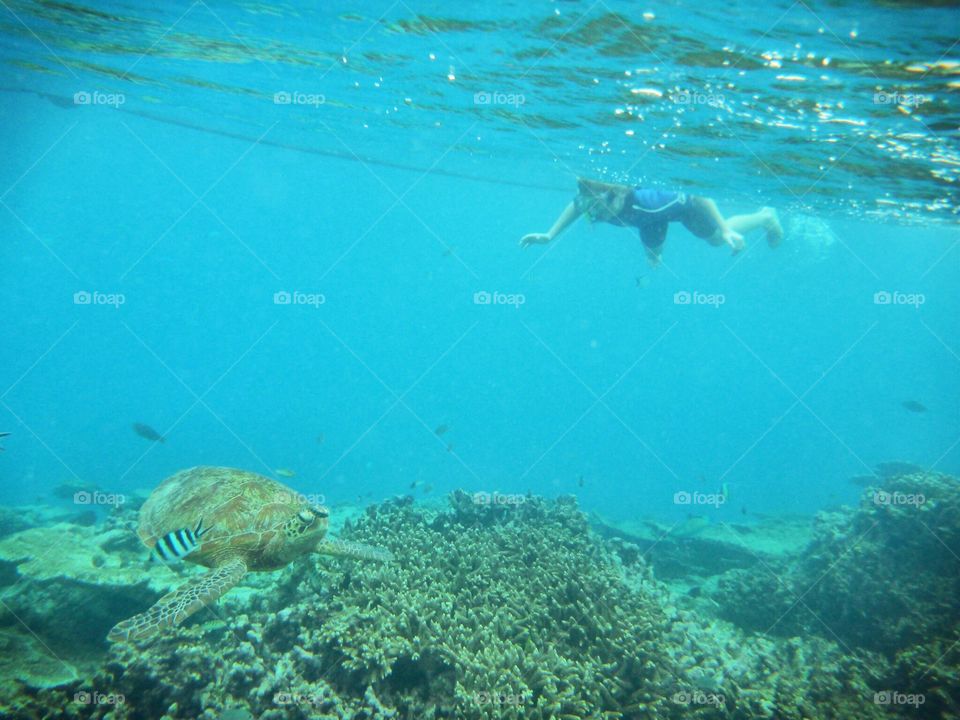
left=520, top=201, right=581, bottom=248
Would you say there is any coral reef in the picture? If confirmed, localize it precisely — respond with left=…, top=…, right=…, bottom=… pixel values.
left=93, top=492, right=684, bottom=719
left=715, top=472, right=958, bottom=651
left=0, top=474, right=955, bottom=719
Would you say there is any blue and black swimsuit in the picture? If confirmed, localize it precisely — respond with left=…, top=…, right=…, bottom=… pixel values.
left=578, top=187, right=719, bottom=248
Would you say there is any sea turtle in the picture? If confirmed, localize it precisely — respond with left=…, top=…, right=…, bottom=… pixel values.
left=108, top=466, right=392, bottom=643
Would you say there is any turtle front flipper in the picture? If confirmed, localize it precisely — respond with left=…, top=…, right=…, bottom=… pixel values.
left=318, top=539, right=394, bottom=562
left=108, top=557, right=247, bottom=643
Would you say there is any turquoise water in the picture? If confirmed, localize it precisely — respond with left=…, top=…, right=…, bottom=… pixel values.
left=2, top=0, right=956, bottom=519
left=0, top=1, right=958, bottom=717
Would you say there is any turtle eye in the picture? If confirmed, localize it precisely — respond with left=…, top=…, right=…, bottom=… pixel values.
left=297, top=510, right=315, bottom=524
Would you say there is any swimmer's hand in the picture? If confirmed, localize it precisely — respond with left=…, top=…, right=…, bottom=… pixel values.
left=721, top=228, right=745, bottom=254
left=520, top=233, right=551, bottom=248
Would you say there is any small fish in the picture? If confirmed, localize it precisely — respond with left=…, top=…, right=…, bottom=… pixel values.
left=635, top=275, right=650, bottom=289
left=422, top=483, right=433, bottom=494
left=578, top=475, right=585, bottom=488
left=434, top=424, right=450, bottom=436
left=445, top=442, right=454, bottom=453
left=719, top=482, right=730, bottom=502
left=275, top=468, right=296, bottom=478
left=0, top=431, right=8, bottom=451
left=132, top=423, right=164, bottom=443
left=901, top=400, right=927, bottom=413
left=151, top=519, right=212, bottom=563
left=316, top=433, right=325, bottom=445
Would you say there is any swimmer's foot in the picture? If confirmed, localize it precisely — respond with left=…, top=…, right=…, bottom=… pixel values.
left=763, top=207, right=784, bottom=247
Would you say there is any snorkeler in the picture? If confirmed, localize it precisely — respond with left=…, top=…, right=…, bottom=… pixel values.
left=520, top=178, right=783, bottom=265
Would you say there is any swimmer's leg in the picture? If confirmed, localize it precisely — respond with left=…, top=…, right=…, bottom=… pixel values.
left=726, top=207, right=783, bottom=247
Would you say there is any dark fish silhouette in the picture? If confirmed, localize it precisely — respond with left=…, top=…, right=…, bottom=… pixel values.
left=132, top=423, right=164, bottom=443
left=901, top=400, right=927, bottom=413
left=434, top=424, right=450, bottom=436
left=0, top=431, right=8, bottom=451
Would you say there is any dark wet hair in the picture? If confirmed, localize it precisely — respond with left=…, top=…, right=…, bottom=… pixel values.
left=576, top=177, right=632, bottom=222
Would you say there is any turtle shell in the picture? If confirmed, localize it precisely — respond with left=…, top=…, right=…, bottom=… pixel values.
left=137, top=466, right=329, bottom=571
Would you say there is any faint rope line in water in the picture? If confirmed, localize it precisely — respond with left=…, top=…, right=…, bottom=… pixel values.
left=0, top=199, right=81, bottom=280
left=118, top=320, right=280, bottom=479
left=121, top=1, right=201, bottom=81
left=313, top=116, right=482, bottom=281
left=717, top=320, right=878, bottom=481
left=1, top=321, right=78, bottom=400
left=0, top=0, right=81, bottom=81
left=0, top=120, right=78, bottom=202
left=120, top=121, right=280, bottom=280
left=120, top=121, right=283, bottom=281
left=515, top=319, right=681, bottom=481
left=758, top=518, right=880, bottom=638
left=315, top=319, right=483, bottom=485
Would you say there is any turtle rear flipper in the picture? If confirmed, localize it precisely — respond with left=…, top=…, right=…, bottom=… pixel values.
left=108, top=557, right=247, bottom=643
left=318, top=539, right=393, bottom=562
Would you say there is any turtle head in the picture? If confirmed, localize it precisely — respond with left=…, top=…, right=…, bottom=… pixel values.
left=284, top=503, right=330, bottom=541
